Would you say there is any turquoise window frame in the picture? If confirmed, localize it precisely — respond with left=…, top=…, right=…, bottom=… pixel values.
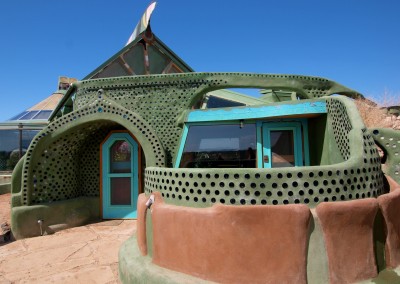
left=261, top=122, right=303, bottom=168
left=175, top=119, right=310, bottom=169
left=176, top=100, right=323, bottom=168
left=174, top=124, right=189, bottom=168
left=174, top=121, right=256, bottom=168
left=187, top=101, right=327, bottom=123
left=102, top=132, right=138, bottom=219
left=256, top=121, right=263, bottom=168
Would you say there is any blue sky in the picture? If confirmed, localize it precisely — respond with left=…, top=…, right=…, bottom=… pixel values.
left=0, top=0, right=399, bottom=121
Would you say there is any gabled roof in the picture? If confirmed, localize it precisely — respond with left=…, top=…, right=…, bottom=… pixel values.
left=83, top=31, right=194, bottom=80
left=84, top=1, right=192, bottom=80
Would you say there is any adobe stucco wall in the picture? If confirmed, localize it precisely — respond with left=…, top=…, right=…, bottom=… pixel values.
left=377, top=183, right=400, bottom=268
left=152, top=195, right=310, bottom=283
left=316, top=199, right=378, bottom=283
left=128, top=180, right=400, bottom=284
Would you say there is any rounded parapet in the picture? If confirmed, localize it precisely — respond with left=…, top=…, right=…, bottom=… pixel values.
left=144, top=163, right=384, bottom=208
left=370, top=128, right=400, bottom=184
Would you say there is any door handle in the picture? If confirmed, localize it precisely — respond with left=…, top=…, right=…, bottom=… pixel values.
left=263, top=155, right=269, bottom=163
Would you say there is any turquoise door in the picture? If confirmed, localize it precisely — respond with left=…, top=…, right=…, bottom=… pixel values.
left=102, top=132, right=138, bottom=219
left=262, top=122, right=303, bottom=168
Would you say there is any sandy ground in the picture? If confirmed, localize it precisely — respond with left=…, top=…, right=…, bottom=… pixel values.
left=0, top=194, right=136, bottom=283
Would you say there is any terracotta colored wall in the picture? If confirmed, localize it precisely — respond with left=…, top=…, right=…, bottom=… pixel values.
left=150, top=195, right=311, bottom=284
left=378, top=187, right=400, bottom=268
left=316, top=199, right=378, bottom=284
left=385, top=175, right=400, bottom=193
left=136, top=193, right=148, bottom=256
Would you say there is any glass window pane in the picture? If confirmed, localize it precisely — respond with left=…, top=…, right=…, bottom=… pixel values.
left=8, top=111, right=27, bottom=121
left=97, top=61, right=129, bottom=78
left=147, top=45, right=169, bottom=74
left=270, top=130, right=295, bottom=168
left=164, top=64, right=182, bottom=74
left=0, top=130, right=20, bottom=171
left=110, top=177, right=131, bottom=205
left=122, top=43, right=146, bottom=75
left=206, top=96, right=245, bottom=108
left=110, top=140, right=131, bottom=173
left=32, top=110, right=52, bottom=120
left=179, top=124, right=256, bottom=168
left=19, top=111, right=39, bottom=120
left=22, top=130, right=39, bottom=150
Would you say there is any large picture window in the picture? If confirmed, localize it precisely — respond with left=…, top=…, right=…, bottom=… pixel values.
left=179, top=124, right=257, bottom=168
left=0, top=129, right=39, bottom=171
left=176, top=119, right=309, bottom=169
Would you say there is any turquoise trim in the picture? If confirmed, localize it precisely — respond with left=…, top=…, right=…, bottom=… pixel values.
left=262, top=122, right=303, bottom=168
left=175, top=119, right=309, bottom=169
left=256, top=121, right=263, bottom=168
left=174, top=124, right=189, bottom=168
left=187, top=101, right=326, bottom=123
left=262, top=125, right=272, bottom=168
left=301, top=119, right=310, bottom=166
left=102, top=133, right=138, bottom=219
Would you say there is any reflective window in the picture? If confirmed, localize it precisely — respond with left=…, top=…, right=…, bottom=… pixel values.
left=270, top=130, right=295, bottom=167
left=206, top=96, right=245, bottom=108
left=22, top=130, right=39, bottom=149
left=110, top=140, right=131, bottom=173
left=0, top=130, right=20, bottom=171
left=33, top=110, right=52, bottom=120
left=8, top=110, right=52, bottom=121
left=19, top=111, right=39, bottom=120
left=179, top=124, right=256, bottom=168
left=0, top=129, right=40, bottom=171
left=262, top=122, right=304, bottom=168
left=8, top=112, right=27, bottom=121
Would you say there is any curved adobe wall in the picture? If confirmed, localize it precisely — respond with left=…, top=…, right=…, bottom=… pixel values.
left=13, top=73, right=364, bottom=208
left=371, top=128, right=400, bottom=184
left=10, top=92, right=167, bottom=238
left=13, top=93, right=165, bottom=207
left=316, top=198, right=379, bottom=283
left=132, top=178, right=400, bottom=283
left=144, top=96, right=385, bottom=208
left=66, top=73, right=360, bottom=166
left=144, top=165, right=384, bottom=208
left=377, top=183, right=400, bottom=268
left=141, top=192, right=312, bottom=284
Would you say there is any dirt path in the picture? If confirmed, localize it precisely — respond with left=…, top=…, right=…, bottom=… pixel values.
left=0, top=194, right=136, bottom=283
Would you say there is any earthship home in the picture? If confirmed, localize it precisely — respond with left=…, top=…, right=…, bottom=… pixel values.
left=10, top=3, right=400, bottom=284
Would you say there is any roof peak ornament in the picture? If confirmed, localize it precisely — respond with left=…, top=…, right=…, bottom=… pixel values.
left=126, top=1, right=157, bottom=46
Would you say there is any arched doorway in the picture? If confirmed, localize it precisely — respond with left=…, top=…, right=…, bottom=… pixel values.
left=101, top=131, right=139, bottom=219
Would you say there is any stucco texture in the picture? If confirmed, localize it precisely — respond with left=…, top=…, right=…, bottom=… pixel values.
left=316, top=198, right=379, bottom=284
left=150, top=192, right=311, bottom=284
